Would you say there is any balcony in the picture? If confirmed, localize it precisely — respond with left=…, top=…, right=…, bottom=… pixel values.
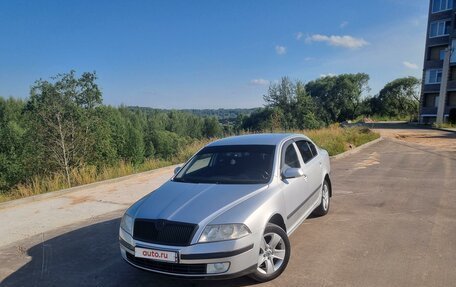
left=427, top=35, right=450, bottom=46
left=447, top=80, right=456, bottom=90
left=423, top=83, right=441, bottom=93
left=424, top=60, right=444, bottom=69
left=421, top=107, right=438, bottom=115
left=429, top=9, right=453, bottom=21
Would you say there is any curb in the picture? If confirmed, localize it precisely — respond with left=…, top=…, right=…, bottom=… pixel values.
left=330, top=137, right=383, bottom=160
left=432, top=127, right=456, bottom=133
left=0, top=164, right=181, bottom=210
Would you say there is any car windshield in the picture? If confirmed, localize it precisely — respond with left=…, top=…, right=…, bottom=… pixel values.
left=173, top=145, right=275, bottom=184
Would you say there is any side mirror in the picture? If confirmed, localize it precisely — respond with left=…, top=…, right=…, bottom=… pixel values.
left=282, top=168, right=304, bottom=179
left=174, top=166, right=181, bottom=175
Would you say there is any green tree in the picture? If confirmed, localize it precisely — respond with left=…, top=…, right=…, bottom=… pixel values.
left=260, top=78, right=322, bottom=130
left=294, top=81, right=323, bottom=129
left=263, top=77, right=297, bottom=130
left=124, top=122, right=145, bottom=164
left=0, top=98, right=26, bottom=191
left=306, top=73, right=370, bottom=123
left=203, top=117, right=223, bottom=138
left=373, top=77, right=421, bottom=120
left=151, top=130, right=186, bottom=159
left=23, top=71, right=102, bottom=187
left=88, top=106, right=120, bottom=166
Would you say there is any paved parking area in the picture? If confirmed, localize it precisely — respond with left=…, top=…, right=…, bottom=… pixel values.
left=0, top=126, right=455, bottom=287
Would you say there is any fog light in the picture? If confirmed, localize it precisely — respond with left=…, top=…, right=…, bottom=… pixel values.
left=206, top=262, right=230, bottom=274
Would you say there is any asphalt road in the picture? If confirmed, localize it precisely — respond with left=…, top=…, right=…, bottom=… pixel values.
left=1, top=127, right=455, bottom=287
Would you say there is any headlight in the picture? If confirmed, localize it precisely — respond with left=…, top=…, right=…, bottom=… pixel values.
left=120, top=213, right=134, bottom=235
left=199, top=224, right=251, bottom=243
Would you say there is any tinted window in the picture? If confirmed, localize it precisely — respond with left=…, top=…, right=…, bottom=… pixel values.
left=174, top=145, right=275, bottom=184
left=308, top=141, right=318, bottom=157
left=283, top=144, right=300, bottom=169
left=295, top=140, right=315, bottom=163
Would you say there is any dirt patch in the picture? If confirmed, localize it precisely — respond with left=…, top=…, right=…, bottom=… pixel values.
left=67, top=195, right=93, bottom=205
left=354, top=152, right=380, bottom=170
left=105, top=187, right=118, bottom=193
left=392, top=133, right=456, bottom=152
left=373, top=127, right=456, bottom=152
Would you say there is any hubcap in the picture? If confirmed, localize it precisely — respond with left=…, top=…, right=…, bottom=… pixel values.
left=257, top=232, right=286, bottom=275
left=322, top=183, right=329, bottom=211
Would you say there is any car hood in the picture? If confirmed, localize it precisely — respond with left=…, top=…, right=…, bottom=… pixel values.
left=133, top=181, right=268, bottom=224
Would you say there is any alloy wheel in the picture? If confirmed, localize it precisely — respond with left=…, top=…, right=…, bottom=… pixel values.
left=322, top=183, right=329, bottom=211
left=257, top=232, right=286, bottom=275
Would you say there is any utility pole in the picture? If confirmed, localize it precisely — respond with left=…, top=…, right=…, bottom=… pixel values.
left=436, top=47, right=451, bottom=124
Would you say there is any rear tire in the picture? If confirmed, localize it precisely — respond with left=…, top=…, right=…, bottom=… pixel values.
left=250, top=223, right=290, bottom=282
left=313, top=179, right=330, bottom=217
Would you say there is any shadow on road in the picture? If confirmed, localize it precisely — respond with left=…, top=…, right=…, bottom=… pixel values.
left=2, top=218, right=257, bottom=287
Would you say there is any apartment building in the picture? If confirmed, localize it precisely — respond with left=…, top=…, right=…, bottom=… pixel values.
left=420, top=0, right=456, bottom=123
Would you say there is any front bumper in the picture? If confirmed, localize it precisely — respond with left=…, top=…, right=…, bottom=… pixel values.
left=119, top=228, right=258, bottom=279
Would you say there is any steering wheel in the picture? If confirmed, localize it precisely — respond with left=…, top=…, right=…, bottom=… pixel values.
left=248, top=168, right=270, bottom=180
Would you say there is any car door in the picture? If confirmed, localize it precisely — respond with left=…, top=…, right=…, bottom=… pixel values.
left=280, top=140, right=313, bottom=225
left=294, top=140, right=322, bottom=209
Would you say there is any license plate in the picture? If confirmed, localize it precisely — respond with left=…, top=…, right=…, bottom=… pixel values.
left=135, top=247, right=178, bottom=263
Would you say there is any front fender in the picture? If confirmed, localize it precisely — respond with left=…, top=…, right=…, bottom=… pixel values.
left=208, top=185, right=287, bottom=239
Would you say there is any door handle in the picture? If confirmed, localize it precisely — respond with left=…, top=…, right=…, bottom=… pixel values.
left=303, top=174, right=308, bottom=182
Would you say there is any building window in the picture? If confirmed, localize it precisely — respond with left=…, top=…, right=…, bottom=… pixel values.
left=429, top=45, right=448, bottom=60
left=440, top=49, right=446, bottom=60
left=426, top=69, right=443, bottom=84
left=424, top=94, right=440, bottom=107
left=451, top=39, right=456, bottom=62
left=429, top=20, right=451, bottom=37
left=432, top=0, right=453, bottom=13
left=450, top=66, right=456, bottom=80
left=448, top=92, right=456, bottom=106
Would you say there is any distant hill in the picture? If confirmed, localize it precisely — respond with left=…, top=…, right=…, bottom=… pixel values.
left=128, top=106, right=258, bottom=121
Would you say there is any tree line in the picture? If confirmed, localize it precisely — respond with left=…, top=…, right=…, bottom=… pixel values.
left=237, top=74, right=420, bottom=132
left=0, top=71, right=223, bottom=192
left=0, top=71, right=420, bottom=194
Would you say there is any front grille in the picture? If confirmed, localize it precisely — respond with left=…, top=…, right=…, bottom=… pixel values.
left=133, top=219, right=197, bottom=246
left=126, top=253, right=206, bottom=274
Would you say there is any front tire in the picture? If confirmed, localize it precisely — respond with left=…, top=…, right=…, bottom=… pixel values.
left=313, top=179, right=330, bottom=217
left=250, top=223, right=290, bottom=282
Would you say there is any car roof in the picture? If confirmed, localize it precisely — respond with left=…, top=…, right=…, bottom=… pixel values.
left=207, top=133, right=307, bottom=147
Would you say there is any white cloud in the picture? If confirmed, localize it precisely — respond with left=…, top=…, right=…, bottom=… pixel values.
left=275, top=45, right=287, bottom=55
left=304, top=57, right=314, bottom=61
left=403, top=61, right=419, bottom=69
left=340, top=21, right=349, bottom=28
left=296, top=32, right=304, bottom=40
left=306, top=34, right=369, bottom=49
left=304, top=16, right=426, bottom=94
left=320, top=73, right=337, bottom=78
left=250, top=78, right=270, bottom=86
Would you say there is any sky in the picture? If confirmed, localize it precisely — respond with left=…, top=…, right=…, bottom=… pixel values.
left=0, top=0, right=429, bottom=109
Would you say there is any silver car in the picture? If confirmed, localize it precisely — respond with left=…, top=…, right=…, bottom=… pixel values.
left=119, top=133, right=331, bottom=282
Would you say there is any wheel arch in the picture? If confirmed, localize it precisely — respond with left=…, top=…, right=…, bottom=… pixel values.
left=267, top=213, right=287, bottom=233
left=324, top=174, right=332, bottom=197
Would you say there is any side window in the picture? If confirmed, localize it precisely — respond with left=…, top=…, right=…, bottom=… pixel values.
left=295, top=140, right=315, bottom=163
left=282, top=144, right=301, bottom=170
left=308, top=141, right=318, bottom=157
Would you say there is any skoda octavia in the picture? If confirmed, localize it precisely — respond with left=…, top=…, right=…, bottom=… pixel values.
left=119, top=133, right=332, bottom=282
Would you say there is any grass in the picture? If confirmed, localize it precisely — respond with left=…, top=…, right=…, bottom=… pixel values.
left=300, top=125, right=380, bottom=156
left=433, top=122, right=456, bottom=129
left=353, top=115, right=414, bottom=123
left=0, top=126, right=380, bottom=203
left=0, top=139, right=211, bottom=203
